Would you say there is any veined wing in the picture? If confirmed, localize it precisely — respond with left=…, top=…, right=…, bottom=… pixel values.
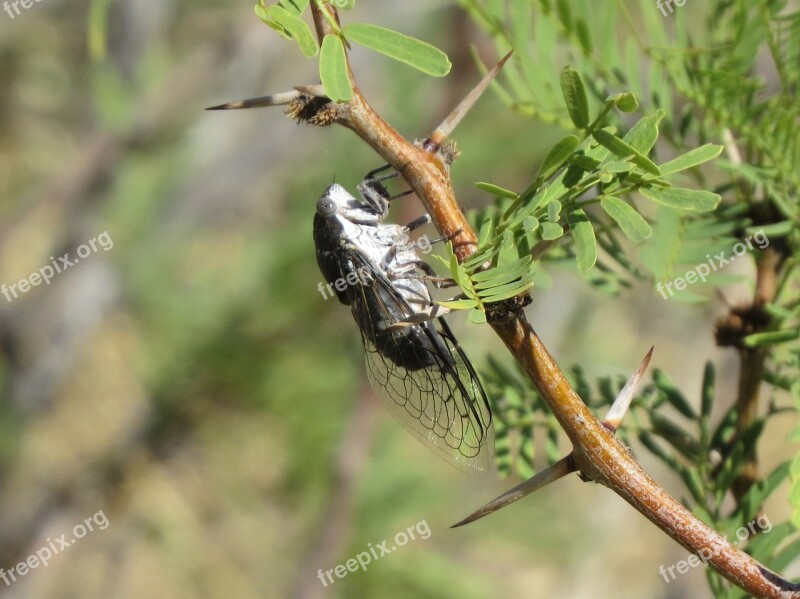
left=346, top=248, right=494, bottom=475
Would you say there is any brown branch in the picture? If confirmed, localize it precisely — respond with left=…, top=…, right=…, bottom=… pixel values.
left=730, top=246, right=780, bottom=501
left=215, top=4, right=800, bottom=597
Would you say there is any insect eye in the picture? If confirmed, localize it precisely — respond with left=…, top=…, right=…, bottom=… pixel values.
left=317, top=196, right=337, bottom=216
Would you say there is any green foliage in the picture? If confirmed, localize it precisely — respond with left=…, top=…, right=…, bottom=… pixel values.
left=319, top=34, right=352, bottom=102
left=251, top=1, right=800, bottom=595
left=255, top=0, right=451, bottom=100
left=444, top=67, right=721, bottom=315
left=456, top=1, right=800, bottom=596
left=343, top=23, right=452, bottom=77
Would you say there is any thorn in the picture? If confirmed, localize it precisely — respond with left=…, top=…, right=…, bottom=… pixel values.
left=603, top=346, right=654, bottom=432
left=293, top=84, right=327, bottom=97
left=451, top=454, right=576, bottom=528
left=425, top=51, right=513, bottom=151
left=205, top=90, right=308, bottom=111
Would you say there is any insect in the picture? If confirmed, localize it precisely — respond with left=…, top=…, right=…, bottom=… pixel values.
left=313, top=167, right=494, bottom=474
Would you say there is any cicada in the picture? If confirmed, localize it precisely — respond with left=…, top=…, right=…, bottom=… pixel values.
left=313, top=168, right=494, bottom=474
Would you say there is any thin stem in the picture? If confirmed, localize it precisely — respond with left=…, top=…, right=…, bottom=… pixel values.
left=731, top=247, right=781, bottom=501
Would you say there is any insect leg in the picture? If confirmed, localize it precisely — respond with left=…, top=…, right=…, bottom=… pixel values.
left=384, top=303, right=453, bottom=329
left=363, top=163, right=394, bottom=180
left=358, top=166, right=414, bottom=214
left=427, top=227, right=464, bottom=245
left=386, top=260, right=458, bottom=289
left=404, top=214, right=431, bottom=232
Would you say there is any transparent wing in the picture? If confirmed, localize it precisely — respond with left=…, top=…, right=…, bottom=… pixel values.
left=348, top=252, right=494, bottom=475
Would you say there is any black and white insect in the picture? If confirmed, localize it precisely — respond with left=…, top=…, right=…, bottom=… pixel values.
left=313, top=167, right=494, bottom=474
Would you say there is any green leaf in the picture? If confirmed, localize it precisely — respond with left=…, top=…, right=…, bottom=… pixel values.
left=319, top=34, right=352, bottom=102
left=650, top=412, right=700, bottom=461
left=592, top=129, right=661, bottom=175
left=639, top=186, right=721, bottom=212
left=472, top=256, right=533, bottom=284
left=541, top=222, right=564, bottom=240
left=746, top=221, right=793, bottom=238
left=331, top=0, right=355, bottom=9
left=791, top=452, right=800, bottom=528
left=623, top=111, right=664, bottom=155
left=614, top=92, right=638, bottom=112
left=256, top=4, right=290, bottom=39
left=737, top=461, right=790, bottom=523
left=342, top=23, right=451, bottom=76
left=701, top=361, right=715, bottom=418
left=639, top=432, right=681, bottom=471
left=278, top=0, right=309, bottom=16
left=659, top=144, right=723, bottom=176
left=265, top=5, right=319, bottom=57
left=600, top=196, right=652, bottom=243
left=535, top=135, right=580, bottom=183
left=653, top=369, right=696, bottom=419
left=523, top=216, right=540, bottom=232
left=476, top=216, right=496, bottom=248
left=771, top=537, right=800, bottom=572
left=746, top=522, right=794, bottom=564
left=255, top=3, right=270, bottom=24
left=437, top=298, right=480, bottom=310
left=602, top=161, right=634, bottom=173
left=556, top=0, right=573, bottom=30
left=547, top=199, right=562, bottom=222
left=575, top=17, right=592, bottom=54
left=481, top=279, right=535, bottom=303
left=468, top=308, right=487, bottom=324
left=678, top=466, right=707, bottom=504
left=567, top=209, right=597, bottom=272
left=743, top=328, right=800, bottom=348
left=560, top=66, right=590, bottom=128
left=445, top=248, right=478, bottom=301
left=476, top=182, right=519, bottom=199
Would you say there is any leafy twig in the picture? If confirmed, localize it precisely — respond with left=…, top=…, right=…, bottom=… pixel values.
left=211, top=4, right=800, bottom=597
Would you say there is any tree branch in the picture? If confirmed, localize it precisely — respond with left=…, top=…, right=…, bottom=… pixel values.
left=215, top=5, right=800, bottom=597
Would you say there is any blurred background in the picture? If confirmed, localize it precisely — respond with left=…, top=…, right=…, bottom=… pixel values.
left=0, top=1, right=795, bottom=598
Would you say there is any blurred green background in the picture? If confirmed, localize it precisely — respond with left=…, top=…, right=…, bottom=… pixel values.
left=0, top=1, right=794, bottom=598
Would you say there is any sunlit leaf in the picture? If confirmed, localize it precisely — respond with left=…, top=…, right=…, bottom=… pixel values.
left=660, top=144, right=723, bottom=176
left=600, top=196, right=651, bottom=242
left=560, top=66, right=589, bottom=128
left=567, top=209, right=597, bottom=272
left=343, top=23, right=451, bottom=76
left=265, top=5, right=319, bottom=57
left=640, top=186, right=721, bottom=212
left=319, top=34, right=352, bottom=102
left=592, top=128, right=660, bottom=175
